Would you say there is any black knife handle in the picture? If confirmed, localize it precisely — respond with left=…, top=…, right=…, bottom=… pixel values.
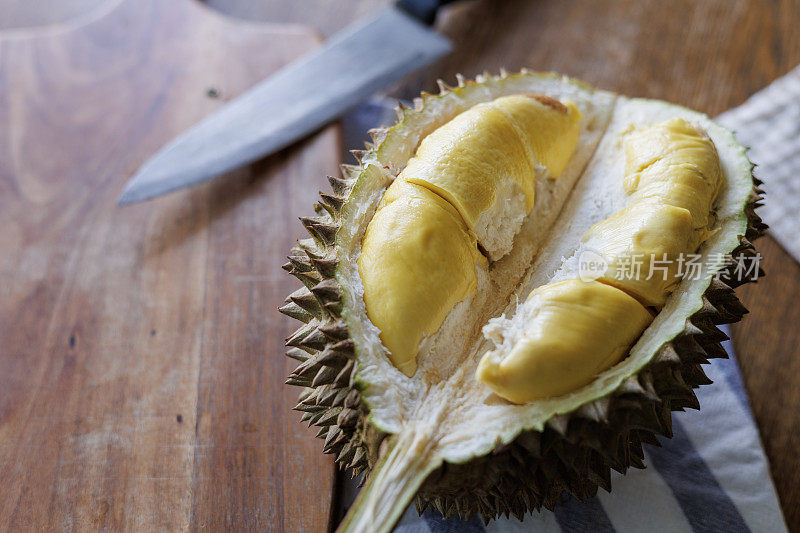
left=396, top=0, right=459, bottom=25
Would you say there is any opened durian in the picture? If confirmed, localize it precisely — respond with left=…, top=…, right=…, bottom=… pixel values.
left=280, top=71, right=765, bottom=532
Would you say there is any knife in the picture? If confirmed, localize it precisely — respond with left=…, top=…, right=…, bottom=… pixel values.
left=117, top=0, right=456, bottom=205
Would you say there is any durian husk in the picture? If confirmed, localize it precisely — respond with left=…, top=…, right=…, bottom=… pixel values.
left=279, top=71, right=766, bottom=528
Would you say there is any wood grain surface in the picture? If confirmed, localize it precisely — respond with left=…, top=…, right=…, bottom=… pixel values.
left=0, top=0, right=338, bottom=530
left=2, top=0, right=799, bottom=531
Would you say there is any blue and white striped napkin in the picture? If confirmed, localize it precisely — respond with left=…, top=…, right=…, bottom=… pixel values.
left=340, top=72, right=793, bottom=531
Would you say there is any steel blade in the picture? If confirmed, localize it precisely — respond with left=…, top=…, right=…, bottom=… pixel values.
left=118, top=7, right=451, bottom=205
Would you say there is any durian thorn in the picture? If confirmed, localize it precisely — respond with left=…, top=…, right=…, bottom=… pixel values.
left=349, top=448, right=366, bottom=471
left=294, top=404, right=326, bottom=413
left=324, top=425, right=343, bottom=452
left=311, top=365, right=340, bottom=388
left=296, top=387, right=314, bottom=401
left=287, top=287, right=324, bottom=316
left=314, top=200, right=337, bottom=221
left=311, top=279, right=343, bottom=303
left=286, top=348, right=311, bottom=363
left=367, top=127, right=389, bottom=146
left=350, top=149, right=366, bottom=164
left=292, top=270, right=323, bottom=291
left=308, top=345, right=349, bottom=369
left=331, top=388, right=350, bottom=407
left=319, top=191, right=344, bottom=212
left=291, top=359, right=323, bottom=380
left=652, top=346, right=682, bottom=366
left=300, top=216, right=337, bottom=245
left=309, top=254, right=338, bottom=279
left=336, top=407, right=359, bottom=429
left=344, top=389, right=361, bottom=409
left=315, top=407, right=342, bottom=426
left=285, top=321, right=317, bottom=348
left=336, top=441, right=355, bottom=462
left=284, top=253, right=313, bottom=273
left=323, top=300, right=343, bottom=315
left=298, top=327, right=328, bottom=352
left=330, top=172, right=353, bottom=193
left=296, top=237, right=321, bottom=254
left=546, top=415, right=570, bottom=437
left=315, top=386, right=339, bottom=407
left=317, top=319, right=349, bottom=340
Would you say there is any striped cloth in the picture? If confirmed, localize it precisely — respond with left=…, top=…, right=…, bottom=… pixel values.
left=340, top=81, right=791, bottom=531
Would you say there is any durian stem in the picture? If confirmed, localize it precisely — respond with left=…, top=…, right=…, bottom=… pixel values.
left=337, top=429, right=440, bottom=533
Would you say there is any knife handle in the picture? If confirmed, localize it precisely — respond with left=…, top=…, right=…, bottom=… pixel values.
left=396, top=0, right=459, bottom=25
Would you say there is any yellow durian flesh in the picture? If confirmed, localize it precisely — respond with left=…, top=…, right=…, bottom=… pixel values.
left=475, top=280, right=653, bottom=403
left=399, top=94, right=581, bottom=260
left=583, top=119, right=722, bottom=306
left=359, top=94, right=582, bottom=377
left=623, top=117, right=722, bottom=228
left=581, top=201, right=699, bottom=306
left=401, top=99, right=537, bottom=220
left=358, top=180, right=483, bottom=377
left=476, top=118, right=723, bottom=403
left=495, top=95, right=582, bottom=179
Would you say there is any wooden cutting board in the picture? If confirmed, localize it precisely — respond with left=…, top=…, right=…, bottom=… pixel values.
left=0, top=0, right=339, bottom=530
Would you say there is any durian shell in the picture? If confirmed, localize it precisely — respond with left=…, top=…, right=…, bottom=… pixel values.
left=279, top=71, right=766, bottom=523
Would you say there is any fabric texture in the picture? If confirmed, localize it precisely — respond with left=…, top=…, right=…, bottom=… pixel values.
left=716, top=66, right=800, bottom=263
left=339, top=83, right=790, bottom=532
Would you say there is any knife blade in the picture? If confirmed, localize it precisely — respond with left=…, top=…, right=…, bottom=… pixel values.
left=118, top=2, right=453, bottom=205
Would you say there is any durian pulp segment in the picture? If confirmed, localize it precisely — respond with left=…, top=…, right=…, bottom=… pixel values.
left=581, top=201, right=700, bottom=306
left=475, top=280, right=653, bottom=403
left=499, top=95, right=583, bottom=178
left=583, top=118, right=723, bottom=306
left=624, top=117, right=723, bottom=228
left=358, top=94, right=582, bottom=378
left=400, top=95, right=582, bottom=260
left=358, top=180, right=484, bottom=377
left=477, top=118, right=723, bottom=404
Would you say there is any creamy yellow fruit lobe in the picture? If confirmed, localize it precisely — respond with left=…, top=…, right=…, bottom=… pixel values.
left=400, top=95, right=582, bottom=260
left=358, top=180, right=483, bottom=376
left=476, top=118, right=723, bottom=403
left=476, top=280, right=653, bottom=403
left=582, top=118, right=723, bottom=306
left=358, top=94, right=581, bottom=376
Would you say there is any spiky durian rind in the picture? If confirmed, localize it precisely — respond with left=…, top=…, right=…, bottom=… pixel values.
left=279, top=72, right=766, bottom=520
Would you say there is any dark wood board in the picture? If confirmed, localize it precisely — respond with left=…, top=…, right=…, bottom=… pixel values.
left=0, top=0, right=338, bottom=530
left=2, top=0, right=800, bottom=530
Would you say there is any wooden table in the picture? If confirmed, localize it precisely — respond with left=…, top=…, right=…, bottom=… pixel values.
left=2, top=0, right=799, bottom=530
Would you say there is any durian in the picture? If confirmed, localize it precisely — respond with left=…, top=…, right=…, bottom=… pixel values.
left=279, top=71, right=765, bottom=532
